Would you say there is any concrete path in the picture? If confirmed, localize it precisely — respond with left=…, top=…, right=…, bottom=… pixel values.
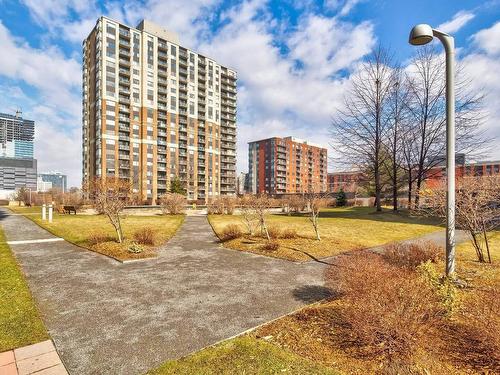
left=0, top=209, right=326, bottom=375
left=0, top=341, right=67, bottom=375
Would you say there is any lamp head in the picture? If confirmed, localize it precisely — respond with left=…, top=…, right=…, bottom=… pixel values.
left=409, top=24, right=434, bottom=45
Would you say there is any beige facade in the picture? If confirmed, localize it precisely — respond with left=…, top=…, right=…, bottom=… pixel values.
left=83, top=17, right=237, bottom=203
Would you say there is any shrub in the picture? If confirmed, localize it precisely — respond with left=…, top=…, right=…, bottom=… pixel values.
left=260, top=241, right=280, bottom=252
left=382, top=241, right=442, bottom=269
left=220, top=224, right=243, bottom=241
left=266, top=225, right=282, bottom=239
left=223, top=197, right=237, bottom=215
left=88, top=231, right=113, bottom=246
left=207, top=198, right=225, bottom=215
left=281, top=228, right=298, bottom=239
left=133, top=227, right=157, bottom=245
left=326, top=253, right=444, bottom=361
left=445, top=288, right=500, bottom=372
left=128, top=242, right=144, bottom=254
left=160, top=193, right=186, bottom=215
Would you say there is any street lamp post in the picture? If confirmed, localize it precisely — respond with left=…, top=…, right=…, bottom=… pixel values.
left=409, top=24, right=456, bottom=276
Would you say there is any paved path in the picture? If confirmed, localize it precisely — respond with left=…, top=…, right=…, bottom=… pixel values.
left=0, top=340, right=67, bottom=375
left=0, top=209, right=326, bottom=375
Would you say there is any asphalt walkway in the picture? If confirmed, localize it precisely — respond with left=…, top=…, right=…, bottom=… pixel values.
left=0, top=208, right=326, bottom=375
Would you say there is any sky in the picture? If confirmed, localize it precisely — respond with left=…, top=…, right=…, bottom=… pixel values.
left=0, top=0, right=499, bottom=187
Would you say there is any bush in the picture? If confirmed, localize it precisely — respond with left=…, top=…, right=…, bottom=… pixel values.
left=88, top=231, right=113, bottom=246
left=446, top=288, right=500, bottom=371
left=160, top=193, right=186, bottom=215
left=382, top=241, right=442, bottom=269
left=207, top=198, right=225, bottom=215
left=133, top=227, right=157, bottom=245
left=326, top=253, right=444, bottom=361
left=128, top=242, right=144, bottom=254
left=220, top=224, right=242, bottom=241
left=260, top=241, right=280, bottom=252
left=281, top=228, right=298, bottom=239
left=266, top=225, right=282, bottom=239
left=223, top=197, right=237, bottom=215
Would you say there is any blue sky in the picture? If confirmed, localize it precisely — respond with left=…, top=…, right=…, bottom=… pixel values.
left=0, top=0, right=499, bottom=186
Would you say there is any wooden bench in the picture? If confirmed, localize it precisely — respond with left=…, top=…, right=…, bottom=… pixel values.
left=63, top=205, right=77, bottom=215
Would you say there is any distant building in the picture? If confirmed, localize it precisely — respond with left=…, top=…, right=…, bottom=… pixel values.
left=424, top=159, right=500, bottom=188
left=236, top=172, right=248, bottom=195
left=327, top=171, right=364, bottom=194
left=0, top=112, right=34, bottom=159
left=0, top=158, right=37, bottom=199
left=248, top=136, right=327, bottom=194
left=0, top=111, right=37, bottom=199
left=37, top=172, right=68, bottom=193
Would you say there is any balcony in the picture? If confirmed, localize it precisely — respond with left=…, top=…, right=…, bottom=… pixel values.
left=119, top=59, right=130, bottom=67
left=119, top=68, right=130, bottom=77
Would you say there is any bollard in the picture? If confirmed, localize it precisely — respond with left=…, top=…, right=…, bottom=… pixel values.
left=48, top=204, right=53, bottom=223
left=42, top=204, right=46, bottom=220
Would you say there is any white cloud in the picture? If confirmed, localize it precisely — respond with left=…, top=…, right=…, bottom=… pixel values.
left=462, top=22, right=500, bottom=160
left=0, top=22, right=81, bottom=115
left=472, top=21, right=500, bottom=56
left=198, top=0, right=374, bottom=172
left=437, top=10, right=475, bottom=34
left=0, top=22, right=82, bottom=185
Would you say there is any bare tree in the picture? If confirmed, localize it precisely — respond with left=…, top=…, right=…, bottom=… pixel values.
left=88, top=177, right=131, bottom=243
left=405, top=46, right=487, bottom=208
left=421, top=176, right=500, bottom=263
left=304, top=193, right=330, bottom=240
left=13, top=186, right=31, bottom=206
left=239, top=195, right=259, bottom=236
left=383, top=67, right=411, bottom=211
left=250, top=194, right=272, bottom=240
left=331, top=47, right=395, bottom=212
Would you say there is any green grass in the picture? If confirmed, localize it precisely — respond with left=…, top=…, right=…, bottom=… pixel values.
left=9, top=206, right=184, bottom=260
left=209, top=206, right=442, bottom=261
left=148, top=336, right=338, bottom=375
left=0, top=228, right=48, bottom=351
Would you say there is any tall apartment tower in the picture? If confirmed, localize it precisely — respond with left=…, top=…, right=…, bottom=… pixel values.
left=248, top=136, right=327, bottom=194
left=82, top=17, right=237, bottom=203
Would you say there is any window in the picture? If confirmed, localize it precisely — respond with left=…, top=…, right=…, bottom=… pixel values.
left=171, top=96, right=177, bottom=111
left=106, top=37, right=116, bottom=59
left=106, top=25, right=116, bottom=35
left=170, top=59, right=177, bottom=75
left=171, top=45, right=176, bottom=57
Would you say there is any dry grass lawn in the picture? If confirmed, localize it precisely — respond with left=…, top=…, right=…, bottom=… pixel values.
left=9, top=206, right=184, bottom=261
left=209, top=207, right=442, bottom=261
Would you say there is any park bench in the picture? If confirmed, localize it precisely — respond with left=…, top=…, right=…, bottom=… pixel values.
left=63, top=205, right=77, bottom=215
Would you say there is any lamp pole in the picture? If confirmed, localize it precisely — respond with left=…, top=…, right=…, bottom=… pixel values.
left=409, top=24, right=455, bottom=276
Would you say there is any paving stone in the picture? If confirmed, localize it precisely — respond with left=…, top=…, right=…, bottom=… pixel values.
left=0, top=351, right=15, bottom=366
left=16, top=351, right=61, bottom=375
left=14, top=341, right=54, bottom=361
left=31, top=364, right=68, bottom=375
left=0, top=363, right=18, bottom=375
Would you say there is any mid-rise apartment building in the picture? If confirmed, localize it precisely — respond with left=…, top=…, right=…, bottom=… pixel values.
left=248, top=136, right=327, bottom=194
left=0, top=111, right=34, bottom=159
left=82, top=17, right=237, bottom=203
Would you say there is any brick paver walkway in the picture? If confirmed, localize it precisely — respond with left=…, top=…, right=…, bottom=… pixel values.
left=0, top=341, right=67, bottom=375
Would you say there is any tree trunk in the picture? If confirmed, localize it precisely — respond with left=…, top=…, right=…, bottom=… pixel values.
left=407, top=171, right=413, bottom=210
